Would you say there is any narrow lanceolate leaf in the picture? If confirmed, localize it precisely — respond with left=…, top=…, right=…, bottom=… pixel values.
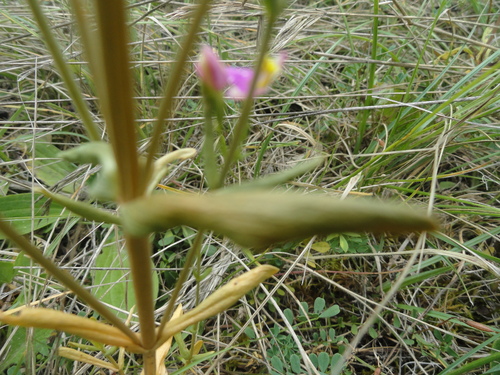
left=0, top=309, right=145, bottom=353
left=155, top=265, right=278, bottom=347
left=223, top=157, right=325, bottom=192
left=121, top=191, right=439, bottom=249
left=34, top=188, right=121, bottom=225
left=58, top=347, right=119, bottom=371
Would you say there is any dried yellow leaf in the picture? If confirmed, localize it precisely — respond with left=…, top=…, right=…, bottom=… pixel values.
left=156, top=265, right=277, bottom=345
left=0, top=308, right=145, bottom=353
left=58, top=347, right=119, bottom=371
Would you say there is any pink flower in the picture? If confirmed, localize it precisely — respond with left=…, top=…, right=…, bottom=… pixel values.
left=196, top=45, right=285, bottom=100
left=226, top=52, right=286, bottom=100
left=195, top=45, right=228, bottom=91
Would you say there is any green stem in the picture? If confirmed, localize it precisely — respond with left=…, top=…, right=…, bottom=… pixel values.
left=143, top=350, right=157, bottom=375
left=189, top=242, right=203, bottom=360
left=0, top=217, right=140, bottom=346
left=354, top=0, right=379, bottom=153
left=201, top=92, right=219, bottom=189
left=124, top=236, right=157, bottom=351
left=143, top=0, right=213, bottom=190
left=155, top=230, right=205, bottom=346
left=216, top=13, right=278, bottom=188
left=26, top=0, right=101, bottom=142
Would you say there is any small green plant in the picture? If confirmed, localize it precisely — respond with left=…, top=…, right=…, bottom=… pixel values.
left=267, top=297, right=347, bottom=375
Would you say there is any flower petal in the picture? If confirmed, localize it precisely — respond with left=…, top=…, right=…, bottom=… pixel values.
left=195, top=45, right=228, bottom=91
left=225, top=53, right=286, bottom=100
left=195, top=47, right=286, bottom=100
left=225, top=67, right=255, bottom=99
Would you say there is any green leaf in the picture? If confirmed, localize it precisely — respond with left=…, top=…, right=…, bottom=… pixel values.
left=244, top=327, right=256, bottom=339
left=339, top=234, right=349, bottom=252
left=331, top=353, right=342, bottom=367
left=0, top=194, right=68, bottom=239
left=351, top=324, right=358, bottom=335
left=485, top=363, right=500, bottom=375
left=309, top=353, right=318, bottom=367
left=320, top=329, right=327, bottom=341
left=59, top=142, right=119, bottom=200
left=299, top=301, right=309, bottom=316
left=314, top=297, right=326, bottom=314
left=0, top=327, right=52, bottom=373
left=271, top=355, right=284, bottom=372
left=329, top=328, right=336, bottom=340
left=92, top=234, right=137, bottom=320
left=13, top=254, right=31, bottom=282
left=158, top=230, right=175, bottom=246
left=318, top=352, right=330, bottom=372
left=290, top=353, right=302, bottom=373
left=383, top=266, right=454, bottom=292
left=319, top=305, right=340, bottom=318
left=0, top=261, right=14, bottom=283
left=311, top=241, right=330, bottom=253
left=491, top=339, right=500, bottom=374
left=284, top=308, right=294, bottom=324
left=27, top=143, right=78, bottom=193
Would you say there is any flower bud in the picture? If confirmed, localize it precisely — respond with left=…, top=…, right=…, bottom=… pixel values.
left=121, top=191, right=438, bottom=249
left=195, top=45, right=228, bottom=91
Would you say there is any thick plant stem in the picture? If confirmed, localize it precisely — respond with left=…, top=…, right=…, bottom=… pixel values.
left=92, top=0, right=156, bottom=357
left=92, top=0, right=156, bottom=358
left=93, top=0, right=141, bottom=202
left=143, top=350, right=157, bottom=375
left=125, top=235, right=157, bottom=351
left=201, top=95, right=219, bottom=189
left=0, top=217, right=140, bottom=346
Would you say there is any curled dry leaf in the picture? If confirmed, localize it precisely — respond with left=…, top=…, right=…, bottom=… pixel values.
left=155, top=265, right=278, bottom=346
left=0, top=308, right=145, bottom=353
left=154, top=148, right=198, bottom=169
left=149, top=148, right=198, bottom=193
left=121, top=191, right=439, bottom=249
